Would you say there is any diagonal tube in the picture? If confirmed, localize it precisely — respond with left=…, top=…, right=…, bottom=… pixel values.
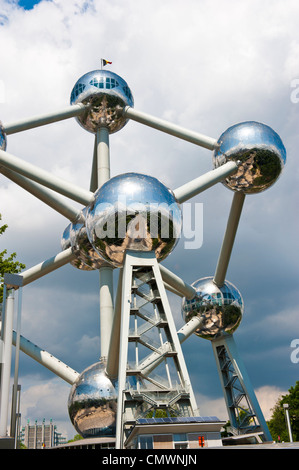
left=0, top=323, right=79, bottom=385
left=0, top=166, right=83, bottom=223
left=0, top=148, right=95, bottom=206
left=3, top=104, right=87, bottom=135
left=213, top=191, right=246, bottom=287
left=21, top=248, right=76, bottom=286
left=173, top=161, right=238, bottom=203
left=124, top=106, right=218, bottom=150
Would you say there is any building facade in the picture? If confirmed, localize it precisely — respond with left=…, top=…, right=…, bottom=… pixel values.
left=21, top=419, right=67, bottom=449
left=124, top=416, right=225, bottom=449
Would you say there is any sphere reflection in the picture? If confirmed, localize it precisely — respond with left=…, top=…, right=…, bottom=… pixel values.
left=0, top=123, right=7, bottom=150
left=61, top=223, right=94, bottom=271
left=213, top=121, right=286, bottom=194
left=68, top=361, right=118, bottom=438
left=86, top=173, right=182, bottom=267
left=69, top=208, right=112, bottom=270
left=70, top=69, right=134, bottom=134
left=182, top=277, right=244, bottom=340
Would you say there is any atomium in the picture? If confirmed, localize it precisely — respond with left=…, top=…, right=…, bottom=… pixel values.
left=213, top=121, right=286, bottom=194
left=85, top=172, right=182, bottom=268
left=68, top=360, right=118, bottom=438
left=182, top=277, right=244, bottom=340
left=70, top=69, right=134, bottom=134
left=0, top=66, right=288, bottom=446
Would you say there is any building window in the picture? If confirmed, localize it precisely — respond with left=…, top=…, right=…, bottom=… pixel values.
left=90, top=77, right=119, bottom=90
left=138, top=435, right=153, bottom=449
left=173, top=433, right=189, bottom=449
left=71, top=83, right=86, bottom=101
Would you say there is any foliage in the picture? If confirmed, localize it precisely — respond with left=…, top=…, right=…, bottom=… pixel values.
left=0, top=214, right=26, bottom=304
left=68, top=434, right=83, bottom=442
left=267, top=381, right=299, bottom=442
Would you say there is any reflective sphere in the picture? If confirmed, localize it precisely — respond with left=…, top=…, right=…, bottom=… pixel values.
left=69, top=208, right=112, bottom=270
left=86, top=173, right=182, bottom=267
left=0, top=122, right=7, bottom=150
left=213, top=121, right=286, bottom=194
left=182, top=277, right=244, bottom=340
left=70, top=69, right=134, bottom=134
left=68, top=361, right=118, bottom=438
left=61, top=222, right=94, bottom=271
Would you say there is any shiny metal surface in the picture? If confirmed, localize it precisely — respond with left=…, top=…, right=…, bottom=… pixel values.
left=0, top=122, right=7, bottom=150
left=68, top=360, right=118, bottom=438
left=70, top=70, right=134, bottom=134
left=69, top=208, right=112, bottom=270
left=61, top=222, right=93, bottom=271
left=213, top=121, right=286, bottom=194
left=182, top=276, right=244, bottom=340
left=86, top=172, right=182, bottom=267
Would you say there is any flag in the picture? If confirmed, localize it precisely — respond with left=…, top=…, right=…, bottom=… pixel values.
left=102, top=59, right=112, bottom=66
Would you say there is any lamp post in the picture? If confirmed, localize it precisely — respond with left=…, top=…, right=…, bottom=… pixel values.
left=283, top=404, right=293, bottom=443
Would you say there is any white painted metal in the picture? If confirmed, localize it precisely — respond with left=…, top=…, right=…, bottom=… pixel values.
left=3, top=103, right=86, bottom=135
left=21, top=248, right=76, bottom=286
left=124, top=106, right=218, bottom=150
left=99, top=266, right=114, bottom=358
left=106, top=269, right=123, bottom=379
left=96, top=127, right=110, bottom=187
left=0, top=290, right=14, bottom=436
left=10, top=286, right=22, bottom=439
left=95, top=126, right=115, bottom=360
left=174, top=161, right=238, bottom=203
left=0, top=166, right=83, bottom=223
left=213, top=191, right=245, bottom=287
left=0, top=148, right=94, bottom=206
left=212, top=334, right=272, bottom=441
left=115, top=251, right=199, bottom=449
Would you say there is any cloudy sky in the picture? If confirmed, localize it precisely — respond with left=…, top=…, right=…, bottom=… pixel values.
left=0, top=0, right=299, bottom=440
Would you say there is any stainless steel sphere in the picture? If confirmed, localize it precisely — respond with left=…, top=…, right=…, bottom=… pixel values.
left=70, top=69, right=134, bottom=134
left=61, top=223, right=93, bottom=271
left=85, top=173, right=182, bottom=267
left=182, top=277, right=244, bottom=340
left=213, top=121, right=286, bottom=194
left=0, top=122, right=7, bottom=150
left=68, top=361, right=118, bottom=438
left=69, top=208, right=113, bottom=270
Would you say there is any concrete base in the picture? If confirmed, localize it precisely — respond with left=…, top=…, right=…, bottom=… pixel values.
left=0, top=437, right=14, bottom=449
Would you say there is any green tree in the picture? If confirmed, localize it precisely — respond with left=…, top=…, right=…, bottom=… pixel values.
left=268, top=381, right=299, bottom=442
left=0, top=214, right=25, bottom=304
left=68, top=434, right=83, bottom=443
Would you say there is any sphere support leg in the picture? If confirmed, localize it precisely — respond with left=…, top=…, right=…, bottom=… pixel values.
left=211, top=334, right=272, bottom=442
left=94, top=126, right=115, bottom=360
left=0, top=288, right=15, bottom=437
left=115, top=250, right=199, bottom=449
left=213, top=192, right=245, bottom=287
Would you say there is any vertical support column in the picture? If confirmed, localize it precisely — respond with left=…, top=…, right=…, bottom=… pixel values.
left=115, top=259, right=132, bottom=449
left=94, top=126, right=115, bottom=360
left=10, top=282, right=23, bottom=439
left=106, top=269, right=123, bottom=379
left=115, top=251, right=199, bottom=449
left=0, top=289, right=15, bottom=437
left=99, top=266, right=114, bottom=358
left=212, top=334, right=272, bottom=441
left=96, top=127, right=110, bottom=187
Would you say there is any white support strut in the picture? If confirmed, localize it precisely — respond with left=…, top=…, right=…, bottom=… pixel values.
left=0, top=148, right=94, bottom=206
left=3, top=103, right=87, bottom=135
left=124, top=106, right=219, bottom=150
